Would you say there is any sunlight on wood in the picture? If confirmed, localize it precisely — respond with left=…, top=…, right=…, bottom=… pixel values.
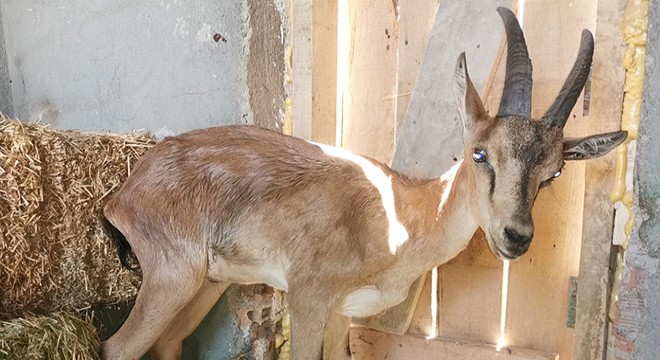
left=497, top=260, right=510, bottom=351
left=428, top=267, right=439, bottom=339
left=335, top=0, right=349, bottom=147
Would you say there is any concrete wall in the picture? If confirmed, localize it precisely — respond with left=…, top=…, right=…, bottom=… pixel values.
left=0, top=0, right=251, bottom=135
left=0, top=5, right=12, bottom=117
left=0, top=1, right=287, bottom=359
left=610, top=0, right=660, bottom=358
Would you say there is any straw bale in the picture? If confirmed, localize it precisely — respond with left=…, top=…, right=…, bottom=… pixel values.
left=0, top=311, right=99, bottom=360
left=0, top=116, right=155, bottom=319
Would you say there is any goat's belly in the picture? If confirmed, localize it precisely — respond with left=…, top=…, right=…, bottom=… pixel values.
left=208, top=256, right=289, bottom=291
left=339, top=286, right=406, bottom=318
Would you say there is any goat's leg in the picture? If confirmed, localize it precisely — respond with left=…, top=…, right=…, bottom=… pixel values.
left=148, top=280, right=229, bottom=360
left=101, top=238, right=206, bottom=360
left=287, top=287, right=337, bottom=360
left=323, top=312, right=352, bottom=360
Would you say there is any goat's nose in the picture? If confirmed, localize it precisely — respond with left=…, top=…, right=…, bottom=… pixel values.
left=504, top=227, right=533, bottom=249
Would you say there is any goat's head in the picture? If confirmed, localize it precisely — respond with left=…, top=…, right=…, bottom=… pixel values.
left=453, top=7, right=627, bottom=260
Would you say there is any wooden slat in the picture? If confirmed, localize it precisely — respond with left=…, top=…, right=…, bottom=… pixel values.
left=339, top=0, right=398, bottom=164
left=311, top=0, right=337, bottom=145
left=407, top=269, right=434, bottom=336
left=350, top=327, right=558, bottom=360
left=504, top=2, right=596, bottom=358
left=395, top=0, right=439, bottom=130
left=573, top=0, right=627, bottom=358
left=437, top=231, right=503, bottom=343
left=292, top=0, right=313, bottom=140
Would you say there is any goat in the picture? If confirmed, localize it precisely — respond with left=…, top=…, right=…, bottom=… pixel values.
left=100, top=7, right=626, bottom=360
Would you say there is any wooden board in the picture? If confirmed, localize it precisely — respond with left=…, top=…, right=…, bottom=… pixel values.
left=311, top=0, right=337, bottom=145
left=407, top=268, right=434, bottom=336
left=395, top=0, right=440, bottom=130
left=504, top=2, right=597, bottom=358
left=350, top=326, right=558, bottom=360
left=339, top=0, right=398, bottom=164
left=437, top=231, right=503, bottom=343
left=573, top=0, right=627, bottom=358
left=292, top=0, right=313, bottom=140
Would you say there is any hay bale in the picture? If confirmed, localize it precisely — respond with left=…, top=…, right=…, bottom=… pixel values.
left=0, top=116, right=155, bottom=319
left=0, top=312, right=100, bottom=360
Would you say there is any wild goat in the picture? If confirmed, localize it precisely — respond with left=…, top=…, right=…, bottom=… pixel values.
left=100, top=7, right=626, bottom=360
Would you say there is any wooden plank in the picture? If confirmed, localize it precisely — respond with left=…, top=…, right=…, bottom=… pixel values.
left=504, top=2, right=596, bottom=358
left=437, top=231, right=503, bottom=343
left=395, top=0, right=439, bottom=130
left=311, top=0, right=337, bottom=145
left=339, top=0, right=398, bottom=164
left=291, top=0, right=313, bottom=140
left=350, top=326, right=558, bottom=360
left=407, top=268, right=434, bottom=336
left=573, top=0, right=627, bottom=358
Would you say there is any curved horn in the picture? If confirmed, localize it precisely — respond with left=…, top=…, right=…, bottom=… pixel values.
left=497, top=7, right=533, bottom=118
left=542, top=30, right=594, bottom=128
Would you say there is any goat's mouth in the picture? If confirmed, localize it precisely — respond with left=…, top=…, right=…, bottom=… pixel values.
left=495, top=247, right=519, bottom=261
left=486, top=231, right=522, bottom=261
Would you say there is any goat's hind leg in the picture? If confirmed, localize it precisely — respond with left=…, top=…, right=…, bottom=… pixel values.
left=148, top=280, right=229, bottom=360
left=101, top=235, right=207, bottom=360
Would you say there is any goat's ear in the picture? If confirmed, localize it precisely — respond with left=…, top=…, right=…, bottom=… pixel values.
left=563, top=131, right=628, bottom=160
left=453, top=53, right=487, bottom=131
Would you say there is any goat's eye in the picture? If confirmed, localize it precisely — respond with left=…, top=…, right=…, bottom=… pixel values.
left=472, top=149, right=487, bottom=163
left=553, top=170, right=562, bottom=178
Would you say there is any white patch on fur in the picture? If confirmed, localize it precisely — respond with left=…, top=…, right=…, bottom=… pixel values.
left=340, top=286, right=385, bottom=317
left=340, top=285, right=408, bottom=318
left=436, top=160, right=462, bottom=221
left=314, top=143, right=409, bottom=254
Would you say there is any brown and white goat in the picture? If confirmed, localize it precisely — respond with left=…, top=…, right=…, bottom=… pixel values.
left=100, top=7, right=626, bottom=360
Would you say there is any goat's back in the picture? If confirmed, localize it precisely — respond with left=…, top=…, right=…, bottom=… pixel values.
left=104, top=125, right=395, bottom=282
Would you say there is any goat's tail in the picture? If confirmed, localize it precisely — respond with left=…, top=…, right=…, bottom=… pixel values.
left=100, top=213, right=136, bottom=272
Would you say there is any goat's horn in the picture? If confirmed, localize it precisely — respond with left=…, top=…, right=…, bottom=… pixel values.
left=497, top=7, right=533, bottom=118
left=542, top=30, right=594, bottom=128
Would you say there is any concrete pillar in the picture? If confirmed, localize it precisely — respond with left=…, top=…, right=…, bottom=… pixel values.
left=610, top=0, right=660, bottom=357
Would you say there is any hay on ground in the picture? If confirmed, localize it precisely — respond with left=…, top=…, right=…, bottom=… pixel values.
left=0, top=116, right=155, bottom=319
left=0, top=312, right=100, bottom=360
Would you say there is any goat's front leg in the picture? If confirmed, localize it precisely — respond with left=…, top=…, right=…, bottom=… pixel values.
left=323, top=312, right=352, bottom=360
left=287, top=286, right=337, bottom=360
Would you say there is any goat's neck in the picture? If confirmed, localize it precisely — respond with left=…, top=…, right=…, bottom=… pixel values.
left=395, top=161, right=479, bottom=272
